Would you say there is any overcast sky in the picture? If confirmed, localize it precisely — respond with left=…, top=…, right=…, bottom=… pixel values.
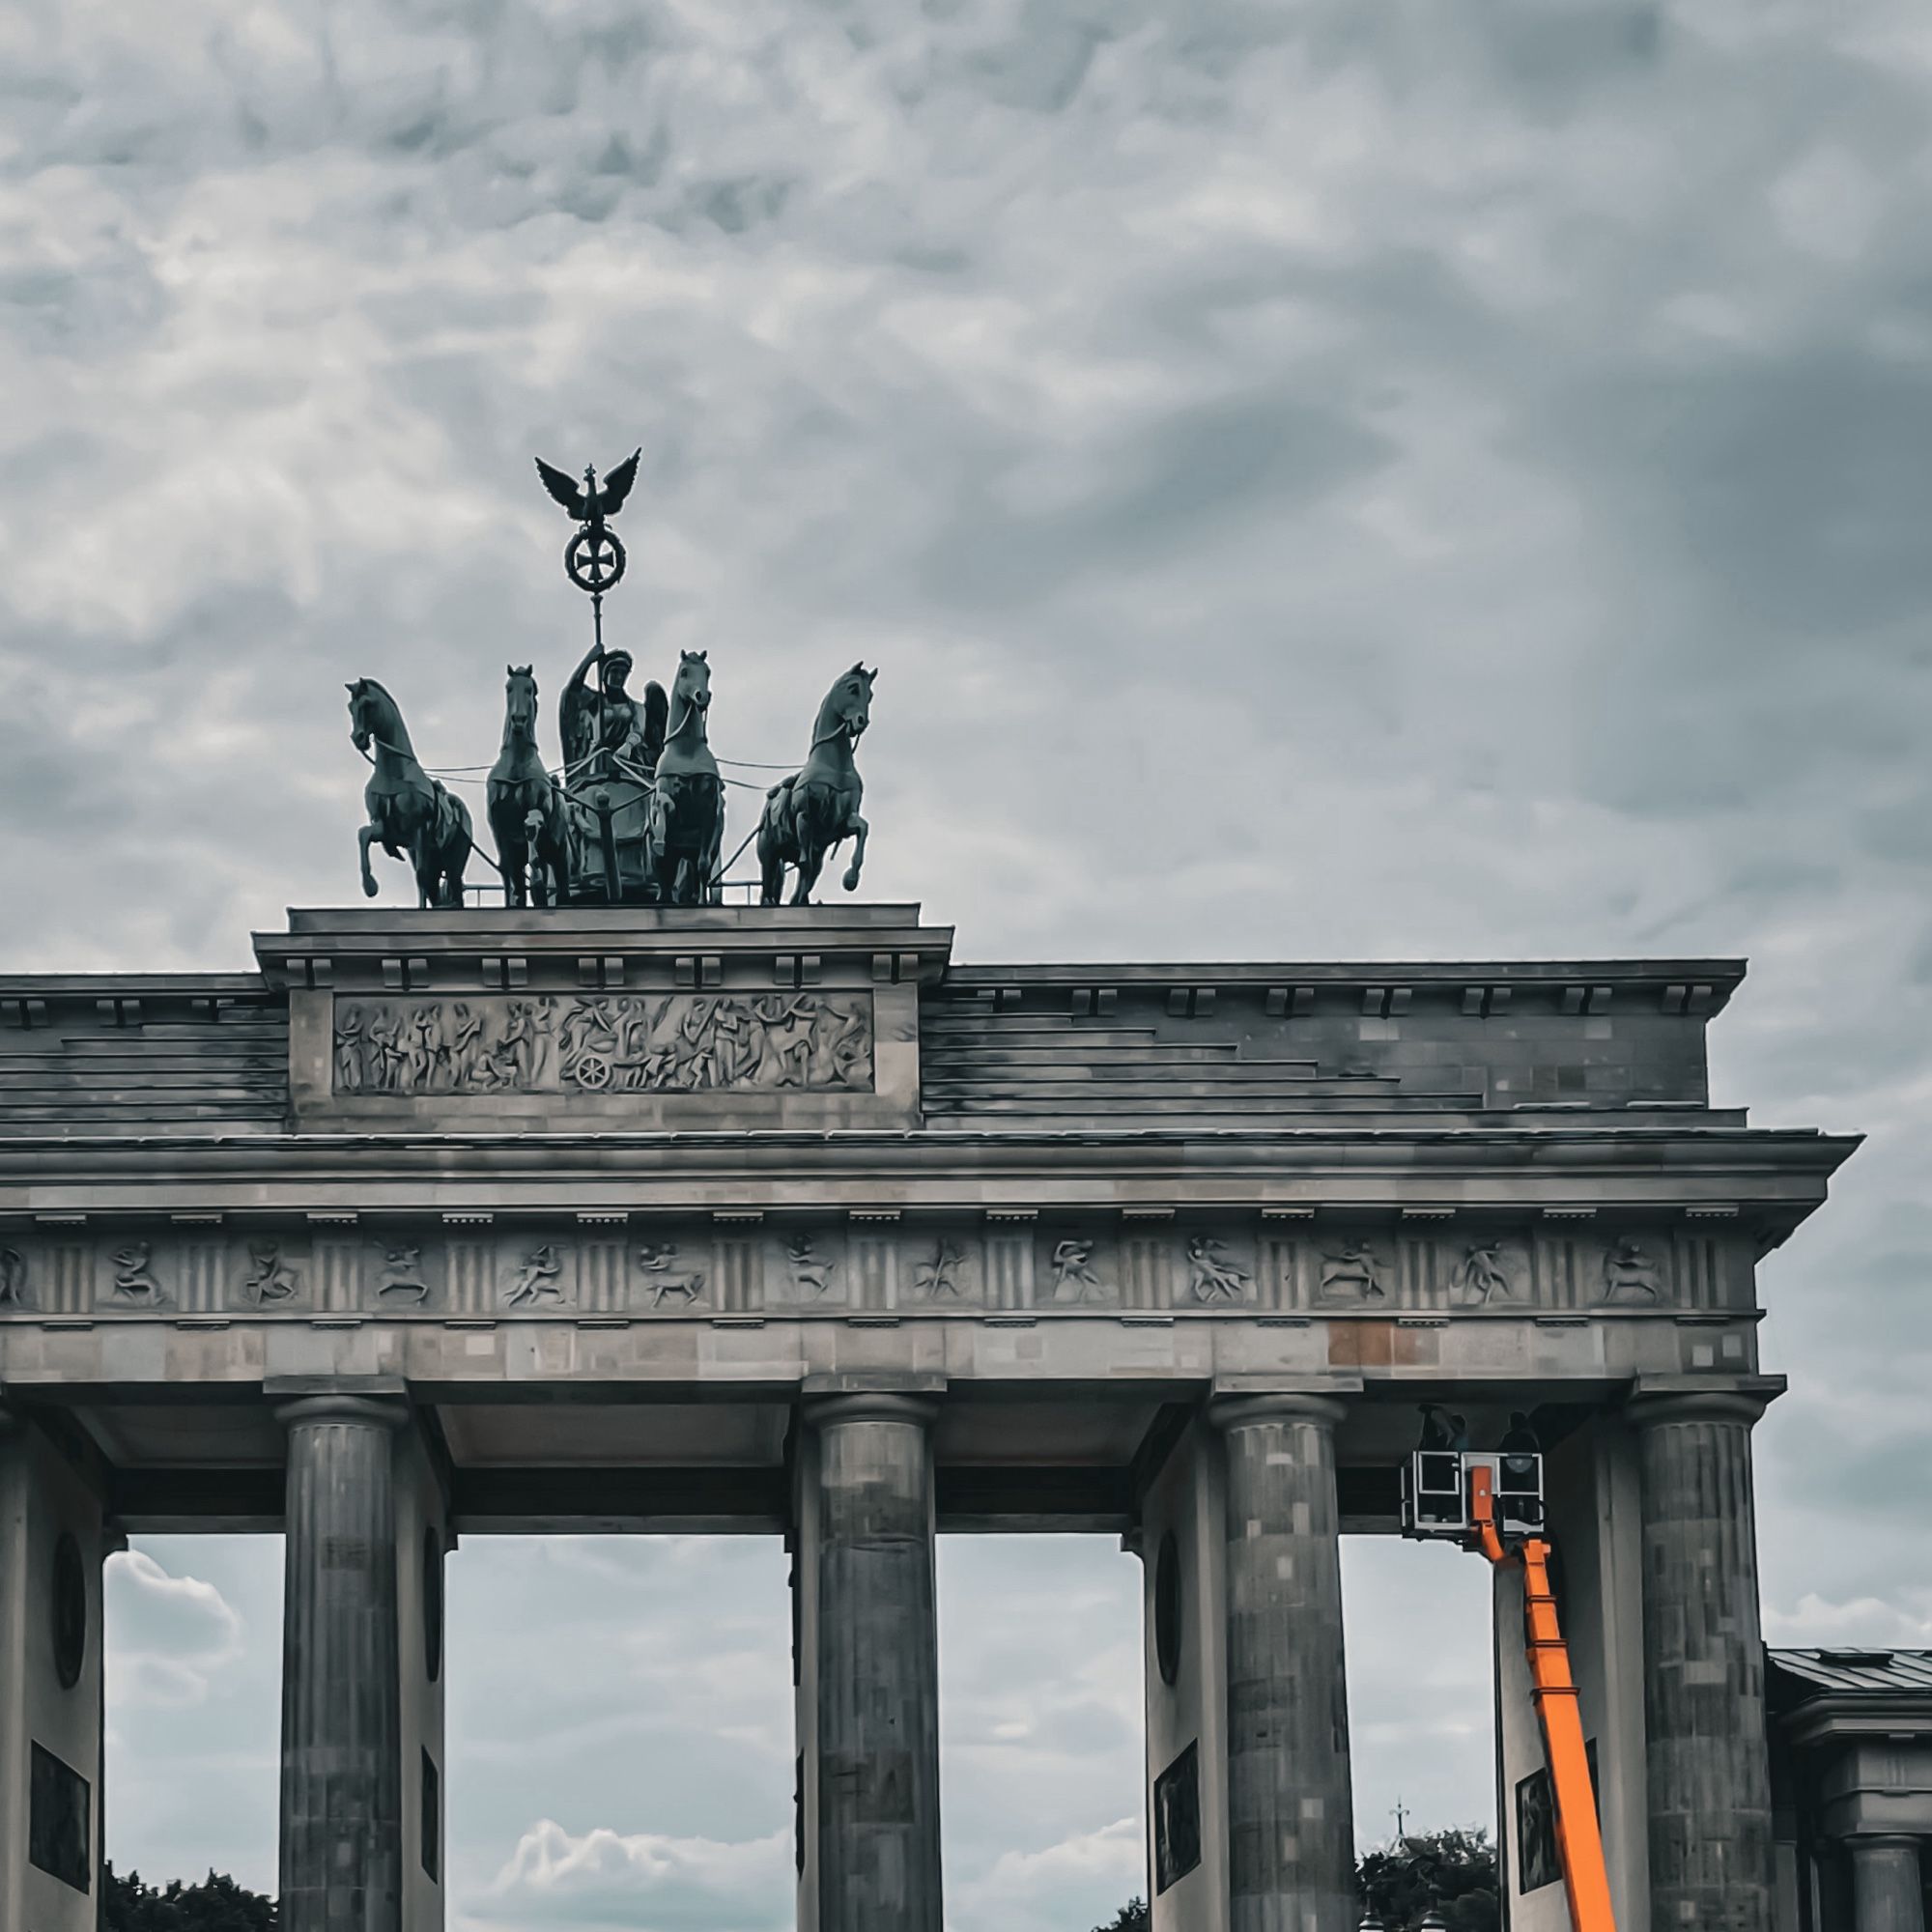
left=7, top=0, right=1930, bottom=1925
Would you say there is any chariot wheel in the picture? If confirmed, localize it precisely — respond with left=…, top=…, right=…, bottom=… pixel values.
left=574, top=1053, right=614, bottom=1091
left=565, top=526, right=627, bottom=594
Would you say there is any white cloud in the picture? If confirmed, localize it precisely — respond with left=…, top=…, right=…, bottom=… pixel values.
left=462, top=1819, right=792, bottom=1932
left=950, top=1817, right=1147, bottom=1932
left=105, top=1548, right=245, bottom=1710
left=1764, top=1592, right=1932, bottom=1650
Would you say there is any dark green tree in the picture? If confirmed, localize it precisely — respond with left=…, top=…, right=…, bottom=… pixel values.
left=1356, top=1827, right=1500, bottom=1931
left=1090, top=1902, right=1150, bottom=1932
left=103, top=1863, right=277, bottom=1932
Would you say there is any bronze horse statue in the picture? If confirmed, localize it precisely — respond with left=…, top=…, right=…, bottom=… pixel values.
left=642, top=650, right=724, bottom=906
left=347, top=678, right=472, bottom=907
left=758, top=663, right=873, bottom=905
left=487, top=665, right=571, bottom=908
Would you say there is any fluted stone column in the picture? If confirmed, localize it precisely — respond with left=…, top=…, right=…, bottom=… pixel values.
left=1632, top=1388, right=1775, bottom=1932
left=1210, top=1393, right=1355, bottom=1932
left=804, top=1393, right=943, bottom=1932
left=1849, top=1836, right=1926, bottom=1932
left=278, top=1395, right=408, bottom=1932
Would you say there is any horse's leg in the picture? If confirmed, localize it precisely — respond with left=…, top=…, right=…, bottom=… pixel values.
left=529, top=801, right=557, bottom=909
left=703, top=806, right=725, bottom=905
left=358, top=823, right=381, bottom=897
left=840, top=813, right=869, bottom=894
left=790, top=839, right=825, bottom=906
left=757, top=823, right=785, bottom=905
left=446, top=806, right=473, bottom=911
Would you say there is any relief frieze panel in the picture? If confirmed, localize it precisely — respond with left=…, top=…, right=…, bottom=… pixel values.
left=332, top=992, right=874, bottom=1098
left=0, top=1222, right=1745, bottom=1320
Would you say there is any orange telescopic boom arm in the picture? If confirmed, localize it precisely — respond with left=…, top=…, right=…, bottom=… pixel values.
left=1469, top=1464, right=1619, bottom=1932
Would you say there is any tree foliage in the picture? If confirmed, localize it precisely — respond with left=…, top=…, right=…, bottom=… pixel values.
left=103, top=1864, right=277, bottom=1932
left=1092, top=1829, right=1499, bottom=1932
left=1356, top=1827, right=1501, bottom=1930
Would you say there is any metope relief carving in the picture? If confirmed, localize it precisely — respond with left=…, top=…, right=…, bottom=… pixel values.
left=637, top=1240, right=705, bottom=1307
left=1453, top=1241, right=1520, bottom=1308
left=1186, top=1235, right=1250, bottom=1304
left=1600, top=1236, right=1665, bottom=1306
left=1049, top=1238, right=1111, bottom=1305
left=111, top=1241, right=168, bottom=1305
left=0, top=1246, right=26, bottom=1308
left=505, top=1244, right=569, bottom=1308
left=242, top=1241, right=301, bottom=1306
left=333, top=993, right=872, bottom=1097
left=378, top=1243, right=431, bottom=1303
left=783, top=1234, right=838, bottom=1300
left=1318, top=1241, right=1385, bottom=1304
left=910, top=1238, right=969, bottom=1300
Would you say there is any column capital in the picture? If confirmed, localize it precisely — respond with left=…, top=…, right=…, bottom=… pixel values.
left=1629, top=1374, right=1784, bottom=1431
left=1209, top=1388, right=1350, bottom=1433
left=803, top=1391, right=939, bottom=1430
left=274, top=1394, right=411, bottom=1432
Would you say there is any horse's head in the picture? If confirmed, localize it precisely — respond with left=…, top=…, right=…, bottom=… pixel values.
left=346, top=677, right=382, bottom=754
left=504, top=664, right=539, bottom=736
left=673, top=648, right=712, bottom=715
left=821, top=661, right=874, bottom=744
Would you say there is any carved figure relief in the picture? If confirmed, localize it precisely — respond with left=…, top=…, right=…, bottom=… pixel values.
left=912, top=1239, right=967, bottom=1299
left=784, top=1234, right=837, bottom=1298
left=378, top=1243, right=430, bottom=1302
left=1319, top=1242, right=1385, bottom=1302
left=505, top=1243, right=568, bottom=1307
left=243, top=1241, right=300, bottom=1305
left=637, top=1240, right=705, bottom=1307
left=335, top=993, right=872, bottom=1097
left=1049, top=1238, right=1109, bottom=1304
left=1186, top=1235, right=1250, bottom=1304
left=334, top=1008, right=365, bottom=1092
left=1453, top=1242, right=1516, bottom=1307
left=1601, top=1237, right=1664, bottom=1306
left=0, top=1247, right=26, bottom=1308
left=111, top=1242, right=167, bottom=1305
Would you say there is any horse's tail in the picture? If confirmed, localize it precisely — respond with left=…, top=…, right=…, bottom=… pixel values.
left=757, top=776, right=796, bottom=841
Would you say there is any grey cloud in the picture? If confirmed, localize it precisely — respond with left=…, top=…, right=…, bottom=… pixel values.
left=18, top=0, right=1932, bottom=1914
left=916, top=395, right=1397, bottom=611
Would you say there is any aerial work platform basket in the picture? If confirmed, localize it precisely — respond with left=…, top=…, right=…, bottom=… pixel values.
left=1397, top=1440, right=1617, bottom=1932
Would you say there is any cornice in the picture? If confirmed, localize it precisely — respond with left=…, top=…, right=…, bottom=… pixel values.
left=0, top=1124, right=1859, bottom=1194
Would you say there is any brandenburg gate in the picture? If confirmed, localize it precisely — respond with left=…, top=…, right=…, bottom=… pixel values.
left=0, top=902, right=1855, bottom=1930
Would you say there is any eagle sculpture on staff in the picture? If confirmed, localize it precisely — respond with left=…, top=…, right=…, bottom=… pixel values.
left=534, top=448, right=642, bottom=593
left=534, top=448, right=641, bottom=526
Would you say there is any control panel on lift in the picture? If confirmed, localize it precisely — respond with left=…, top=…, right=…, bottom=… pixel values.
left=1400, top=1449, right=1546, bottom=1544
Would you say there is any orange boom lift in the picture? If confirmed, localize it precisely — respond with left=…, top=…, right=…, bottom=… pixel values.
left=1399, top=1442, right=1618, bottom=1932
